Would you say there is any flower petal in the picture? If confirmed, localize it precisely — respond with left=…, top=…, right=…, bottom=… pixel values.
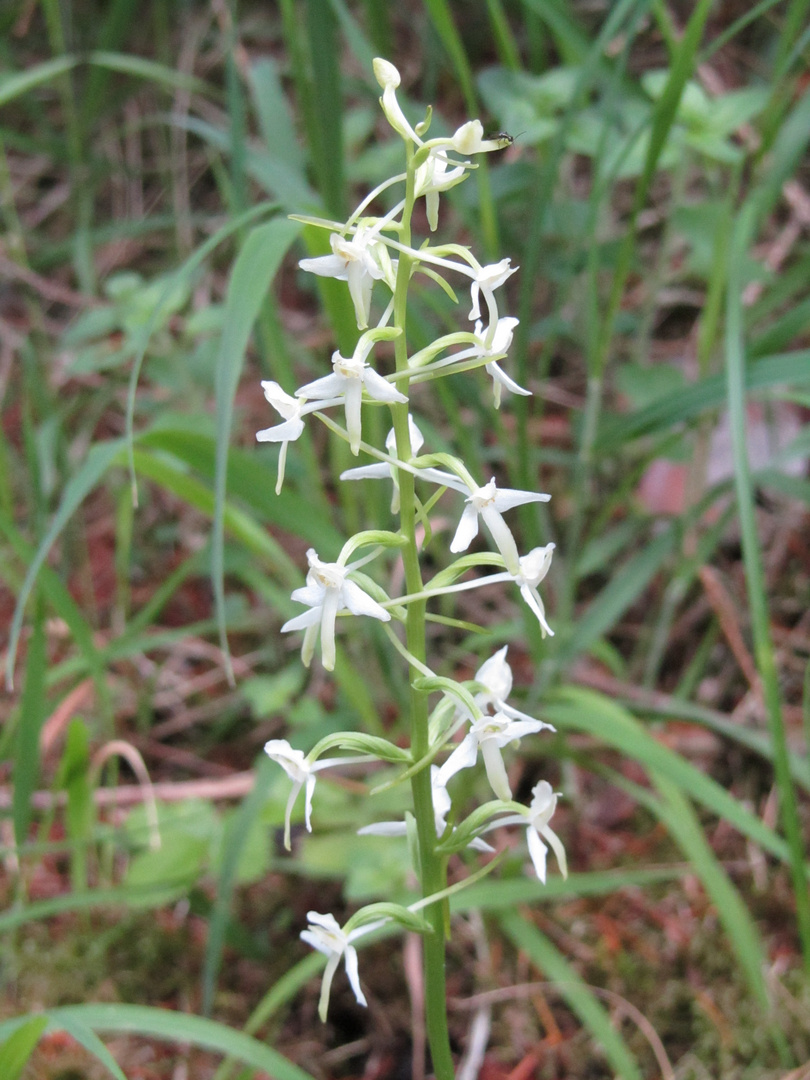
left=297, top=372, right=347, bottom=400
left=299, top=254, right=348, bottom=280
left=481, top=738, right=512, bottom=801
left=362, top=367, right=408, bottom=403
left=436, top=734, right=478, bottom=786
left=281, top=608, right=323, bottom=633
left=256, top=416, right=305, bottom=443
left=343, top=944, right=368, bottom=1007
left=342, top=579, right=391, bottom=621
left=527, top=826, right=549, bottom=883
left=450, top=503, right=480, bottom=553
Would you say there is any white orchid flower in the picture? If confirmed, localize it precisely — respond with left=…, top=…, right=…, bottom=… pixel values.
left=476, top=317, right=530, bottom=406
left=473, top=646, right=555, bottom=731
left=373, top=58, right=423, bottom=145
left=300, top=912, right=375, bottom=1020
left=490, top=780, right=567, bottom=883
left=428, top=317, right=528, bottom=406
left=358, top=765, right=494, bottom=852
left=450, top=119, right=509, bottom=156
left=264, top=738, right=366, bottom=851
left=282, top=548, right=391, bottom=671
left=415, top=149, right=469, bottom=231
left=256, top=381, right=342, bottom=493
left=297, top=330, right=407, bottom=454
left=512, top=544, right=555, bottom=637
left=468, top=258, right=518, bottom=327
left=299, top=225, right=391, bottom=329
left=449, top=477, right=550, bottom=576
left=340, top=415, right=425, bottom=512
left=436, top=710, right=548, bottom=802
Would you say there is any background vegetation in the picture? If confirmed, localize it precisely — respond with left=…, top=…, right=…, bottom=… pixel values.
left=1, top=1, right=810, bottom=1077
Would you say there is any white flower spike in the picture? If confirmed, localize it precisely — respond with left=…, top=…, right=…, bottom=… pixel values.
left=300, top=912, right=372, bottom=1021
left=264, top=739, right=365, bottom=850
left=436, top=711, right=548, bottom=802
left=281, top=548, right=391, bottom=671
left=492, top=780, right=567, bottom=883
left=297, top=330, right=407, bottom=454
left=299, top=225, right=391, bottom=329
left=449, top=477, right=550, bottom=576
left=257, top=381, right=342, bottom=493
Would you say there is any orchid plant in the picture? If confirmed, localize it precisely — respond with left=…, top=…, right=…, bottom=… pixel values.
left=258, top=59, right=565, bottom=1074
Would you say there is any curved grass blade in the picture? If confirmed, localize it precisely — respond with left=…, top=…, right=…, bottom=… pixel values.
left=595, top=350, right=810, bottom=451
left=545, top=687, right=797, bottom=869
left=453, top=866, right=682, bottom=913
left=125, top=202, right=278, bottom=506
left=560, top=526, right=675, bottom=662
left=0, top=1005, right=314, bottom=1080
left=12, top=597, right=46, bottom=845
left=6, top=438, right=125, bottom=690
left=212, top=216, right=301, bottom=682
left=87, top=51, right=210, bottom=96
left=0, top=56, right=78, bottom=108
left=500, top=910, right=643, bottom=1080
left=726, top=205, right=810, bottom=968
left=202, top=756, right=274, bottom=1014
left=0, top=1015, right=48, bottom=1080
left=47, top=1014, right=128, bottom=1080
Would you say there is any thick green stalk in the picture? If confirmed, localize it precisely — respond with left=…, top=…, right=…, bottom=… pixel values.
left=390, top=157, right=455, bottom=1080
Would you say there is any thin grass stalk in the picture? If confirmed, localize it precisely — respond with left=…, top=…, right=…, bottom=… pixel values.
left=39, top=0, right=95, bottom=293
left=484, top=0, right=521, bottom=71
left=725, top=204, right=810, bottom=972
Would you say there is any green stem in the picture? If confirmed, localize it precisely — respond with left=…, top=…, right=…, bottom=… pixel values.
left=390, top=151, right=455, bottom=1080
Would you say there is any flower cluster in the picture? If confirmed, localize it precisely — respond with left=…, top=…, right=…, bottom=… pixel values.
left=256, top=60, right=564, bottom=1031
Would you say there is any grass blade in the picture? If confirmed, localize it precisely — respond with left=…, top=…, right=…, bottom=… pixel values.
left=725, top=204, right=810, bottom=969
left=0, top=56, right=77, bottom=108
left=212, top=216, right=300, bottom=681
left=6, top=438, right=125, bottom=691
left=202, top=756, right=274, bottom=1014
left=0, top=1015, right=48, bottom=1080
left=12, top=597, right=46, bottom=846
left=499, top=911, right=643, bottom=1080
left=0, top=1005, right=314, bottom=1080
left=545, top=687, right=796, bottom=868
